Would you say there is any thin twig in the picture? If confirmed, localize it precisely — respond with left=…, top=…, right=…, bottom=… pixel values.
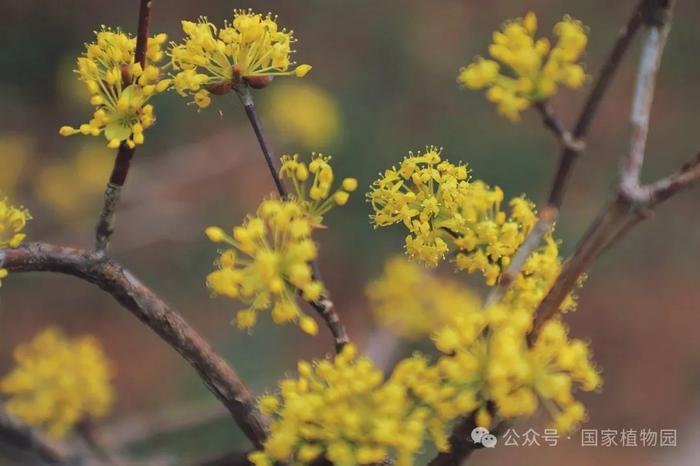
left=94, top=0, right=154, bottom=254
left=237, top=86, right=288, bottom=197
left=534, top=102, right=584, bottom=152
left=483, top=205, right=557, bottom=307
left=0, top=406, right=72, bottom=465
left=1, top=242, right=269, bottom=448
left=236, top=84, right=350, bottom=353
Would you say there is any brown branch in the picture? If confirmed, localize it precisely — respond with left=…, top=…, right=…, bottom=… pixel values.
left=236, top=85, right=350, bottom=353
left=95, top=0, right=154, bottom=254
left=237, top=86, right=288, bottom=197
left=530, top=0, right=677, bottom=338
left=0, top=406, right=72, bottom=465
left=0, top=242, right=268, bottom=449
left=534, top=102, right=585, bottom=153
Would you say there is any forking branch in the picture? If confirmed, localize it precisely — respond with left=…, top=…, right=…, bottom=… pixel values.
left=442, top=0, right=699, bottom=463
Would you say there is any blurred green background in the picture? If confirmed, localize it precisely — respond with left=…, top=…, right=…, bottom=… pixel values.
left=1, top=0, right=699, bottom=464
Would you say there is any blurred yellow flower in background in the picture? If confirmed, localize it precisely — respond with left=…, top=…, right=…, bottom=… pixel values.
left=34, top=143, right=113, bottom=223
left=0, top=327, right=115, bottom=438
left=263, top=82, right=341, bottom=148
left=0, top=133, right=33, bottom=197
left=366, top=256, right=481, bottom=340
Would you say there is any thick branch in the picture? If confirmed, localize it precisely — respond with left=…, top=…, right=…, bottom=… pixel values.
left=0, top=406, right=71, bottom=465
left=1, top=243, right=268, bottom=448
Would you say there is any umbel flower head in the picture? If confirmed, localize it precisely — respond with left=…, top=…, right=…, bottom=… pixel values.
left=0, top=196, right=31, bottom=287
left=458, top=12, right=588, bottom=121
left=427, top=297, right=601, bottom=435
left=280, top=153, right=358, bottom=226
left=60, top=27, right=170, bottom=149
left=170, top=9, right=312, bottom=109
left=205, top=199, right=323, bottom=335
left=368, top=146, right=577, bottom=310
left=0, top=328, right=114, bottom=438
left=366, top=256, right=481, bottom=340
left=367, top=146, right=469, bottom=267
left=249, top=344, right=435, bottom=466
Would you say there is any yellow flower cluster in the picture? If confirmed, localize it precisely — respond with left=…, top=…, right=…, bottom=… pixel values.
left=0, top=196, right=31, bottom=287
left=250, top=345, right=434, bottom=466
left=368, top=147, right=578, bottom=310
left=489, top=319, right=601, bottom=432
left=205, top=199, right=322, bottom=336
left=366, top=256, right=481, bottom=340
left=170, top=10, right=312, bottom=109
left=59, top=27, right=171, bottom=148
left=429, top=305, right=601, bottom=435
left=368, top=146, right=469, bottom=267
left=453, top=182, right=537, bottom=286
left=0, top=328, right=114, bottom=438
left=458, top=12, right=588, bottom=121
left=280, top=153, right=358, bottom=225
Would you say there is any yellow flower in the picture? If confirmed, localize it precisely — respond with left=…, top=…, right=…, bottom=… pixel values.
left=0, top=197, right=30, bottom=249
left=263, top=82, right=341, bottom=148
left=367, top=146, right=469, bottom=267
left=368, top=148, right=576, bottom=303
left=59, top=27, right=170, bottom=148
left=170, top=10, right=311, bottom=107
left=458, top=12, right=588, bottom=121
left=453, top=184, right=537, bottom=286
left=0, top=195, right=31, bottom=287
left=366, top=256, right=481, bottom=339
left=251, top=345, right=433, bottom=466
left=280, top=153, right=357, bottom=225
left=0, top=328, right=114, bottom=438
left=205, top=199, right=323, bottom=335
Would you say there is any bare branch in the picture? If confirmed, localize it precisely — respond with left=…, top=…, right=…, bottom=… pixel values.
left=619, top=2, right=672, bottom=199
left=95, top=0, right=155, bottom=254
left=237, top=86, right=288, bottom=197
left=0, top=406, right=71, bottom=465
left=1, top=243, right=268, bottom=448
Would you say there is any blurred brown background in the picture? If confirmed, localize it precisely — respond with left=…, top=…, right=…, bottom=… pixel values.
left=0, top=0, right=699, bottom=464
